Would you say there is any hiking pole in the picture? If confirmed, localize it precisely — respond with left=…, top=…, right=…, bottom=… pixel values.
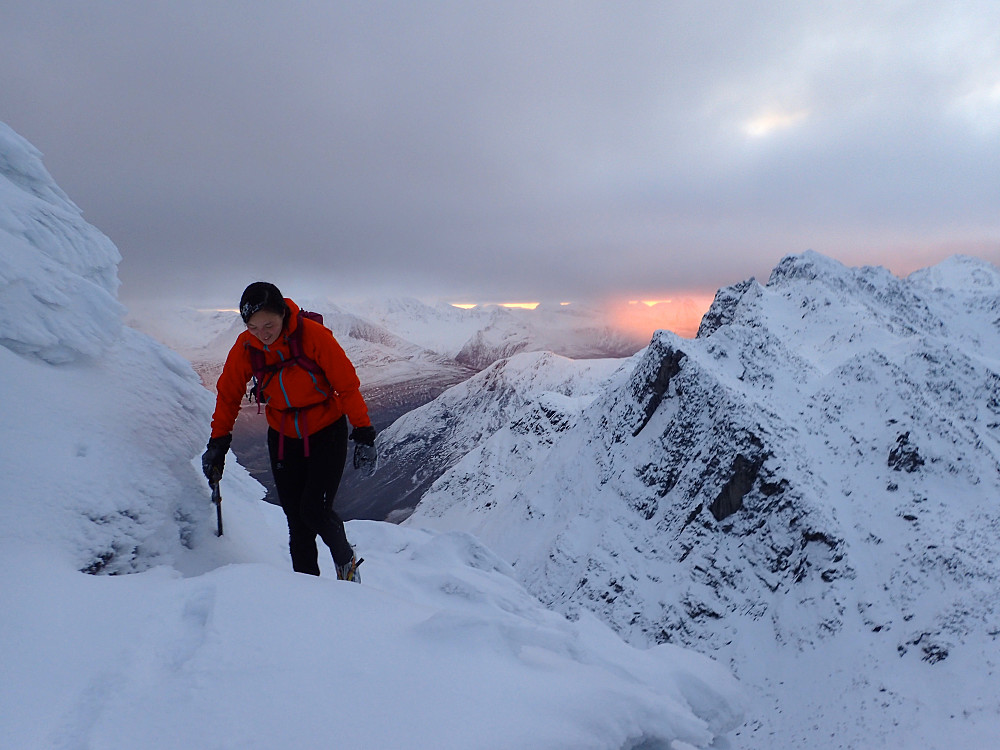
left=210, top=469, right=224, bottom=537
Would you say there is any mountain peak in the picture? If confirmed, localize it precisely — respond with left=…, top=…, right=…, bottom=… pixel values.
left=399, top=249, right=1000, bottom=748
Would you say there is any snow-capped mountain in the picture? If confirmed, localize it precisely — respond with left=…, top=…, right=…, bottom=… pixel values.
left=391, top=250, right=1000, bottom=749
left=129, top=289, right=698, bottom=510
left=334, top=295, right=690, bottom=365
left=1, top=121, right=745, bottom=749
left=341, top=350, right=627, bottom=521
left=129, top=301, right=480, bottom=504
left=130, top=293, right=682, bottom=405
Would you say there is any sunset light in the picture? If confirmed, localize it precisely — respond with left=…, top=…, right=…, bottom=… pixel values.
left=614, top=294, right=717, bottom=339
left=449, top=296, right=716, bottom=338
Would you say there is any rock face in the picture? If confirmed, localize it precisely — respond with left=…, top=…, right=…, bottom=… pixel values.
left=391, top=250, right=1000, bottom=748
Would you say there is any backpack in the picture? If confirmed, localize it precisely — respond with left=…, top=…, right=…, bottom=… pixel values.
left=247, top=309, right=326, bottom=405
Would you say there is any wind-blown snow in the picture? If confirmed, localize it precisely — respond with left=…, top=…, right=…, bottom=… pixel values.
left=0, top=122, right=123, bottom=364
left=1, top=121, right=745, bottom=749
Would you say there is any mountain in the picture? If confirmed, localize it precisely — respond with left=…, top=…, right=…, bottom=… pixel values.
left=129, top=293, right=701, bottom=511
left=390, top=250, right=1000, bottom=749
left=345, top=350, right=628, bottom=521
left=1, top=121, right=746, bottom=749
left=128, top=301, right=480, bottom=504
left=333, top=295, right=689, bottom=363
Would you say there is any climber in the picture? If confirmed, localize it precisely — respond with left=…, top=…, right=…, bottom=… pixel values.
left=201, top=281, right=375, bottom=581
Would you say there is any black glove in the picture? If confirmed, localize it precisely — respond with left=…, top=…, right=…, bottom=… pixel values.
left=350, top=426, right=377, bottom=476
left=350, top=426, right=376, bottom=446
left=201, top=434, right=232, bottom=484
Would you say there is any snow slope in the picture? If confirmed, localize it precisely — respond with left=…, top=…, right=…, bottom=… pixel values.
left=0, top=122, right=745, bottom=748
left=356, top=350, right=628, bottom=521
left=401, top=251, right=1000, bottom=749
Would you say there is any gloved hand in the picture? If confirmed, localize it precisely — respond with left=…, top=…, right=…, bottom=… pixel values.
left=201, top=434, right=232, bottom=484
left=350, top=426, right=376, bottom=446
left=350, top=426, right=377, bottom=476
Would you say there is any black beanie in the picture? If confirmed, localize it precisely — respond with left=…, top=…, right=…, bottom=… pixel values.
left=239, top=282, right=287, bottom=323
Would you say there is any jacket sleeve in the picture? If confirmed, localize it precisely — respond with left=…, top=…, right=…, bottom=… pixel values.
left=308, top=324, right=372, bottom=429
left=210, top=337, right=254, bottom=438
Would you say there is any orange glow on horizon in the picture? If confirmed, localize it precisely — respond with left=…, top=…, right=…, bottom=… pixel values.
left=451, top=295, right=716, bottom=339
left=613, top=294, right=717, bottom=339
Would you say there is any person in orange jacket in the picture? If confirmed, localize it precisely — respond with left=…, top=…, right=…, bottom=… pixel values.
left=201, top=281, right=375, bottom=581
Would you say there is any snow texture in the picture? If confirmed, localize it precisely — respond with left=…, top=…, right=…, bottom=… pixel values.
left=0, top=122, right=124, bottom=364
left=1, top=122, right=745, bottom=750
left=404, top=250, right=1000, bottom=749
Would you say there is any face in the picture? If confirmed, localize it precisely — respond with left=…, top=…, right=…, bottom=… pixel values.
left=246, top=309, right=285, bottom=346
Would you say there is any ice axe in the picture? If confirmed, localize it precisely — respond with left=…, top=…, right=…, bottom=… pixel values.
left=210, top=469, right=224, bottom=537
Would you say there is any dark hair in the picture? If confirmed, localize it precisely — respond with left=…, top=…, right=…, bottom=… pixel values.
left=239, top=282, right=287, bottom=323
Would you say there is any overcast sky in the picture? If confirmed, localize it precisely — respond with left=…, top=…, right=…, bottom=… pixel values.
left=3, top=1, right=998, bottom=307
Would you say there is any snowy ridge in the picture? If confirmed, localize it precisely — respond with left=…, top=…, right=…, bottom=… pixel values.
left=0, top=122, right=123, bottom=363
left=7, top=520, right=745, bottom=750
left=2, top=122, right=745, bottom=750
left=0, top=122, right=220, bottom=574
left=403, top=250, right=1000, bottom=748
left=352, top=350, right=627, bottom=521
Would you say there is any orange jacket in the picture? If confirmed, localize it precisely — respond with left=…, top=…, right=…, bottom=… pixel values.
left=210, top=299, right=371, bottom=440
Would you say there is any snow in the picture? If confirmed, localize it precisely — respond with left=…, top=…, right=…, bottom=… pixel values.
left=1, top=121, right=745, bottom=749
left=398, top=251, right=1000, bottom=749
left=3, top=525, right=745, bottom=750
left=0, top=122, right=123, bottom=364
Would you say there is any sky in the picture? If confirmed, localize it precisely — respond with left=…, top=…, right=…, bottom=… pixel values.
left=2, top=1, right=998, bottom=309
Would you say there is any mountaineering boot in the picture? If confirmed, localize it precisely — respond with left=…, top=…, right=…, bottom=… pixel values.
left=336, top=554, right=363, bottom=583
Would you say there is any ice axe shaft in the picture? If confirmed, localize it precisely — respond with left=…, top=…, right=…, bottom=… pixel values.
left=210, top=470, right=224, bottom=537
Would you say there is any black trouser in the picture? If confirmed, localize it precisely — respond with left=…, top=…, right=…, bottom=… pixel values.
left=267, top=416, right=354, bottom=574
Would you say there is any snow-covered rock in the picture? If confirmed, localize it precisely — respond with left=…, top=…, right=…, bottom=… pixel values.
left=402, top=250, right=1000, bottom=749
left=0, top=122, right=124, bottom=364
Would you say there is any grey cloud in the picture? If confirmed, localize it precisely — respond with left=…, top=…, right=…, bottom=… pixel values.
left=1, top=1, right=997, bottom=306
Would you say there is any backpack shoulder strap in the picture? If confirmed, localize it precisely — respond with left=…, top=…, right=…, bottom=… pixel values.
left=288, top=310, right=325, bottom=374
left=245, top=311, right=326, bottom=396
left=246, top=341, right=266, bottom=378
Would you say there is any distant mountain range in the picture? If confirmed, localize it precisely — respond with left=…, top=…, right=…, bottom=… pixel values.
left=128, top=295, right=704, bottom=506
